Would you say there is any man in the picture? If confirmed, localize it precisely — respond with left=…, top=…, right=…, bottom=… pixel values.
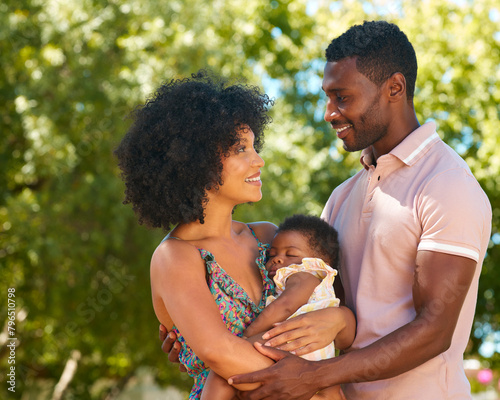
left=163, top=21, right=492, bottom=399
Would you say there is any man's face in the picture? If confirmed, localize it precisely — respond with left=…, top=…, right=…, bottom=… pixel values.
left=322, top=57, right=390, bottom=152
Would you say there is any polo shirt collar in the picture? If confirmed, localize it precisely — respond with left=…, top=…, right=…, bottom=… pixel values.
left=360, top=121, right=440, bottom=170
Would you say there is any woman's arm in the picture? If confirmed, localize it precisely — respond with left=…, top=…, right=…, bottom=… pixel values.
left=244, top=272, right=320, bottom=337
left=156, top=222, right=277, bottom=368
left=151, top=240, right=274, bottom=391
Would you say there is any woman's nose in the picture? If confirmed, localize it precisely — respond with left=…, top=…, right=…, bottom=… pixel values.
left=252, top=152, right=265, bottom=167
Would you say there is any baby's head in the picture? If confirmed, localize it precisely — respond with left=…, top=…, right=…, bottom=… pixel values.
left=266, top=214, right=339, bottom=278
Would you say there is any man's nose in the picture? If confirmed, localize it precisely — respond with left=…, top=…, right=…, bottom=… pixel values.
left=324, top=108, right=340, bottom=122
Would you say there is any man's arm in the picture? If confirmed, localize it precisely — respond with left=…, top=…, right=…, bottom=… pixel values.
left=321, top=251, right=476, bottom=381
left=244, top=272, right=320, bottom=337
left=230, top=251, right=476, bottom=399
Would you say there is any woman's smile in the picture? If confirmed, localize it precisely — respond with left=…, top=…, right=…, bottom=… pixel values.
left=217, top=127, right=265, bottom=204
left=245, top=172, right=262, bottom=185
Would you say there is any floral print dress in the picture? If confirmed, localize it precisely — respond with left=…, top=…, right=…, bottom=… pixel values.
left=171, top=226, right=273, bottom=399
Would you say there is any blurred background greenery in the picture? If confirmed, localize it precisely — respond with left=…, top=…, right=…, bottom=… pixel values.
left=1, top=0, right=499, bottom=398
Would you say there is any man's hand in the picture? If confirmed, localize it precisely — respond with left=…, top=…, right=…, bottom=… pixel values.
left=159, top=324, right=186, bottom=372
left=229, top=343, right=319, bottom=400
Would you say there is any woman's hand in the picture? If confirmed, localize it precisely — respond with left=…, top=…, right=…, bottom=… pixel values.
left=261, top=307, right=355, bottom=356
left=159, top=324, right=187, bottom=372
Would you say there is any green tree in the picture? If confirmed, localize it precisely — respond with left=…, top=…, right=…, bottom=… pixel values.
left=1, top=0, right=498, bottom=398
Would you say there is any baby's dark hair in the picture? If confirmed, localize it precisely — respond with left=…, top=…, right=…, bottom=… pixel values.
left=277, top=214, right=339, bottom=268
left=114, top=70, right=273, bottom=230
left=325, top=20, right=417, bottom=100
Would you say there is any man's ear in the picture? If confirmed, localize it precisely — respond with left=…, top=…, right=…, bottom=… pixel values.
left=387, top=72, right=406, bottom=103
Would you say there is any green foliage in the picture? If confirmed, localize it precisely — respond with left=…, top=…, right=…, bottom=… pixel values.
left=1, top=0, right=499, bottom=397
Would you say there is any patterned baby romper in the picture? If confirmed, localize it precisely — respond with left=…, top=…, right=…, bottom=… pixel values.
left=266, top=257, right=340, bottom=361
left=170, top=226, right=274, bottom=399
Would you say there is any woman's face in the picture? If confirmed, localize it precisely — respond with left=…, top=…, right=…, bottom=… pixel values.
left=215, top=126, right=265, bottom=205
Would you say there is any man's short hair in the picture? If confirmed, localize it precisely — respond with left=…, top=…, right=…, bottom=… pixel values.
left=326, top=21, right=417, bottom=100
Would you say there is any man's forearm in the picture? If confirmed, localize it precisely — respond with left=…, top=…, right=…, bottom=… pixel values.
left=313, top=315, right=451, bottom=389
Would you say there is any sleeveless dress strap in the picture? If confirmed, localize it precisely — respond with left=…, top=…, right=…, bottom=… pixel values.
left=161, top=235, right=182, bottom=243
left=247, top=224, right=263, bottom=247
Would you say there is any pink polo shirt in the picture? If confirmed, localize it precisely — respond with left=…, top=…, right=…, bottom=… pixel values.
left=321, top=122, right=491, bottom=399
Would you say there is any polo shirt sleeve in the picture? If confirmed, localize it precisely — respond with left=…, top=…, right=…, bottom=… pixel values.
left=417, top=167, right=491, bottom=262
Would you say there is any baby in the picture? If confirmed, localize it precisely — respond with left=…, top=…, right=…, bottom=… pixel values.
left=201, top=214, right=354, bottom=399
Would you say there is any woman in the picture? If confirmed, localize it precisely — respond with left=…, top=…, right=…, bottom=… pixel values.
left=115, top=71, right=353, bottom=399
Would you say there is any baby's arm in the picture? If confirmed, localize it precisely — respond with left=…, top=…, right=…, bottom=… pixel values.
left=333, top=306, right=356, bottom=350
left=331, top=271, right=356, bottom=351
left=244, top=272, right=320, bottom=337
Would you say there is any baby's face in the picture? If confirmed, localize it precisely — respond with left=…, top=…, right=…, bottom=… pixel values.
left=266, top=231, right=312, bottom=279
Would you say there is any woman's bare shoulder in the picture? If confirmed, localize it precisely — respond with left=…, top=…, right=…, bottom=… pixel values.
left=246, top=221, right=278, bottom=245
left=150, top=237, right=203, bottom=275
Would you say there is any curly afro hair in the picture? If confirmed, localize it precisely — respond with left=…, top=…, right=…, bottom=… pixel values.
left=114, top=70, right=273, bottom=230
left=277, top=214, right=340, bottom=269
left=325, top=20, right=417, bottom=100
